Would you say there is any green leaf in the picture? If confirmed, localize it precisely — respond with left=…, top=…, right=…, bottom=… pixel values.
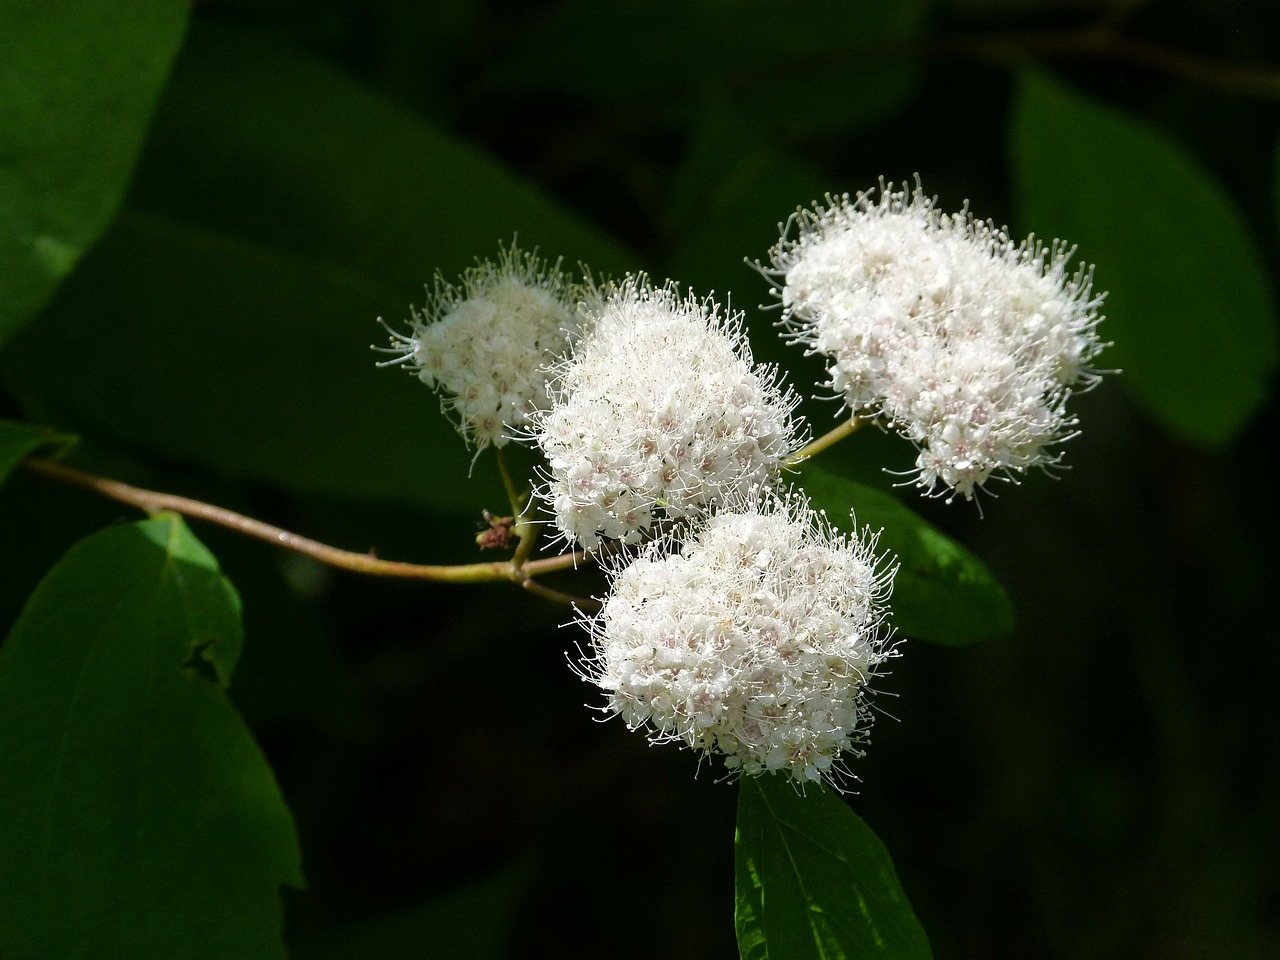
left=0, top=0, right=189, bottom=345
left=1, top=19, right=637, bottom=512
left=798, top=465, right=1015, bottom=645
left=1275, top=136, right=1280, bottom=251
left=736, top=776, right=931, bottom=960
left=1011, top=70, right=1278, bottom=447
left=0, top=516, right=302, bottom=960
left=667, top=131, right=830, bottom=299
left=0, top=419, right=55, bottom=490
left=665, top=138, right=832, bottom=394
left=129, top=19, right=636, bottom=302
left=3, top=210, right=506, bottom=512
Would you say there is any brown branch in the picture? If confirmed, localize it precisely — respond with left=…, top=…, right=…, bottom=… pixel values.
left=928, top=27, right=1280, bottom=100
left=22, top=456, right=586, bottom=584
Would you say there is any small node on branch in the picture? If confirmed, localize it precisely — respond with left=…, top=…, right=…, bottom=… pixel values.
left=476, top=510, right=515, bottom=550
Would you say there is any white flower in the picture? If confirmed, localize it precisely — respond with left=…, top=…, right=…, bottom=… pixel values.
left=532, top=278, right=802, bottom=549
left=764, top=180, right=1106, bottom=499
left=375, top=243, right=580, bottom=450
left=576, top=490, right=896, bottom=786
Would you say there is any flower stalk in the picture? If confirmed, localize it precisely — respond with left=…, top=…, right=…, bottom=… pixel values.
left=23, top=456, right=582, bottom=588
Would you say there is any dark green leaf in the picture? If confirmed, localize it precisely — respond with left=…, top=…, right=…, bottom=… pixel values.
left=667, top=133, right=829, bottom=297
left=3, top=210, right=506, bottom=512
left=0, top=516, right=302, bottom=960
left=1011, top=70, right=1278, bottom=446
left=736, top=776, right=931, bottom=960
left=129, top=20, right=636, bottom=300
left=0, top=419, right=58, bottom=490
left=0, top=0, right=188, bottom=345
left=2, top=19, right=638, bottom=512
left=1275, top=136, right=1280, bottom=251
left=799, top=465, right=1015, bottom=645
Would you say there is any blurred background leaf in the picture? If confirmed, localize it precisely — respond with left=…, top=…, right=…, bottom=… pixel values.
left=0, top=0, right=188, bottom=345
left=0, top=419, right=59, bottom=488
left=1011, top=69, right=1279, bottom=447
left=292, top=860, right=530, bottom=960
left=2, top=20, right=636, bottom=514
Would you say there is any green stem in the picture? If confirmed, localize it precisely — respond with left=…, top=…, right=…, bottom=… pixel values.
left=786, top=418, right=861, bottom=467
left=494, top=445, right=524, bottom=518
left=495, top=446, right=540, bottom=569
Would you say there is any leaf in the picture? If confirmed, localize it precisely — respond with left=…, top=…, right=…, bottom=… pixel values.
left=1, top=19, right=637, bottom=512
left=1011, top=70, right=1278, bottom=447
left=3, top=210, right=508, bottom=513
left=129, top=19, right=636, bottom=303
left=0, top=419, right=58, bottom=490
left=736, top=776, right=931, bottom=960
left=665, top=139, right=832, bottom=389
left=798, top=465, right=1015, bottom=645
left=0, top=0, right=189, bottom=345
left=0, top=516, right=302, bottom=960
left=1275, top=136, right=1280, bottom=255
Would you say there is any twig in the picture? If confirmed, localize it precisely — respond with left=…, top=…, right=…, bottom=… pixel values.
left=521, top=576, right=601, bottom=611
left=23, top=456, right=583, bottom=584
left=928, top=27, right=1280, bottom=100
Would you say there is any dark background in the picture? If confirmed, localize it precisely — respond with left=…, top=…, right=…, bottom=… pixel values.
left=3, top=0, right=1278, bottom=957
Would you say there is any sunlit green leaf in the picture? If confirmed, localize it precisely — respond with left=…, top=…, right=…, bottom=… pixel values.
left=736, top=776, right=931, bottom=960
left=798, top=465, right=1015, bottom=645
left=0, top=516, right=302, bottom=960
left=1011, top=70, right=1278, bottom=446
left=0, top=0, right=188, bottom=345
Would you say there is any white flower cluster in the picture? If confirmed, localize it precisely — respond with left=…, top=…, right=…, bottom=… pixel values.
left=376, top=244, right=579, bottom=450
left=533, top=279, right=801, bottom=550
left=766, top=182, right=1106, bottom=499
left=578, top=492, right=895, bottom=785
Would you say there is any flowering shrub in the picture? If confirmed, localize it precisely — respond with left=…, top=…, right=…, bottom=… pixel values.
left=373, top=193, right=1106, bottom=793
left=4, top=9, right=1275, bottom=959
